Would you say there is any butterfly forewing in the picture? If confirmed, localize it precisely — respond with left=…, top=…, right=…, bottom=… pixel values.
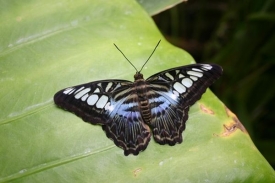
left=147, top=64, right=222, bottom=107
left=54, top=80, right=127, bottom=124
left=54, top=63, right=222, bottom=156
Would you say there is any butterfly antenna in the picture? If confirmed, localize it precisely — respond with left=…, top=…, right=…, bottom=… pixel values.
left=114, top=43, right=138, bottom=72
left=139, top=40, right=161, bottom=72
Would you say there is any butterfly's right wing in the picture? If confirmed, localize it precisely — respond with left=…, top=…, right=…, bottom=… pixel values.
left=146, top=64, right=223, bottom=145
left=54, top=80, right=151, bottom=156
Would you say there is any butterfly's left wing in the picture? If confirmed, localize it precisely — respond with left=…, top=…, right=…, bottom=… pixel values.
left=54, top=80, right=151, bottom=156
left=146, top=64, right=222, bottom=145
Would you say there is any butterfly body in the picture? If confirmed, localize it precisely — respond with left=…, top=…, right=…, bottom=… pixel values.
left=54, top=64, right=222, bottom=156
left=133, top=73, right=152, bottom=124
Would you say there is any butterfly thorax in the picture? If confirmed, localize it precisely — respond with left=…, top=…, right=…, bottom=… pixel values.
left=134, top=72, right=151, bottom=124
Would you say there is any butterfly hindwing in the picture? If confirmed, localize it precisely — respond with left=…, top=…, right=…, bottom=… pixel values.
left=146, top=64, right=222, bottom=145
left=54, top=80, right=151, bottom=155
left=145, top=83, right=188, bottom=145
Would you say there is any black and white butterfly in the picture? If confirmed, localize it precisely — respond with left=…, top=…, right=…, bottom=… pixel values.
left=54, top=40, right=222, bottom=156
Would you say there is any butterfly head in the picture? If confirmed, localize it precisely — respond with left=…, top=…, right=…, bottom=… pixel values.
left=134, top=72, right=144, bottom=80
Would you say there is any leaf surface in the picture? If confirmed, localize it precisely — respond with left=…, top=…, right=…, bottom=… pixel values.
left=0, top=0, right=274, bottom=182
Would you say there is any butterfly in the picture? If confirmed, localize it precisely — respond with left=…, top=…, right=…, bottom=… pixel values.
left=54, top=40, right=222, bottom=156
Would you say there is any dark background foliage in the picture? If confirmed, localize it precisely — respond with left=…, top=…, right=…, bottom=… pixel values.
left=153, top=0, right=275, bottom=168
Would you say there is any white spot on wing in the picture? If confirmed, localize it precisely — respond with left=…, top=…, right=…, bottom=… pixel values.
left=173, top=82, right=186, bottom=94
left=94, top=88, right=100, bottom=93
left=187, top=71, right=203, bottom=77
left=75, top=86, right=85, bottom=94
left=178, top=74, right=185, bottom=79
left=202, top=64, right=212, bottom=70
left=192, top=68, right=203, bottom=72
left=181, top=78, right=193, bottom=88
left=63, top=88, right=74, bottom=94
left=165, top=72, right=174, bottom=80
left=96, top=95, right=109, bottom=108
left=68, top=89, right=75, bottom=94
left=190, top=76, right=198, bottom=81
left=105, top=82, right=113, bottom=92
left=87, top=94, right=98, bottom=105
left=75, top=88, right=91, bottom=99
left=115, top=83, right=121, bottom=88
left=81, top=93, right=89, bottom=101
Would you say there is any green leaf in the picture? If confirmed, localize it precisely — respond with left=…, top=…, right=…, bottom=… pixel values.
left=136, top=0, right=184, bottom=15
left=0, top=0, right=274, bottom=182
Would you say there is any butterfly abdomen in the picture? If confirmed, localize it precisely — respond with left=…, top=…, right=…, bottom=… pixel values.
left=134, top=77, right=152, bottom=124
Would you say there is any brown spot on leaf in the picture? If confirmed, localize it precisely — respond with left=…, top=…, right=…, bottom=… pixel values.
left=220, top=123, right=238, bottom=136
left=133, top=168, right=142, bottom=177
left=200, top=104, right=214, bottom=115
left=225, top=107, right=247, bottom=133
left=215, top=106, right=247, bottom=137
